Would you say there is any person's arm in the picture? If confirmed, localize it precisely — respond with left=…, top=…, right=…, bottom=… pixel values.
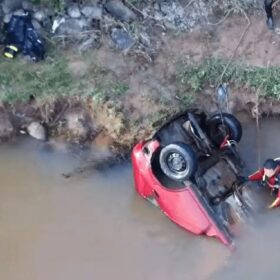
left=248, top=168, right=264, bottom=181
left=268, top=194, right=280, bottom=208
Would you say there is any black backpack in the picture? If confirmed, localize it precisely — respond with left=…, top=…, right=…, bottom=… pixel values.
left=4, top=13, right=45, bottom=61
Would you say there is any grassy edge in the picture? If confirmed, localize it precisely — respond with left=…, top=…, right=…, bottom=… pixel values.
left=177, top=58, right=280, bottom=100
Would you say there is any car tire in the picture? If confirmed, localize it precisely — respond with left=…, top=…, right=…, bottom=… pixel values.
left=206, top=113, right=242, bottom=147
left=159, top=142, right=197, bottom=181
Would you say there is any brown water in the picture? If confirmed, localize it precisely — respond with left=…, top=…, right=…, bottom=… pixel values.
left=211, top=116, right=280, bottom=280
left=0, top=117, right=279, bottom=280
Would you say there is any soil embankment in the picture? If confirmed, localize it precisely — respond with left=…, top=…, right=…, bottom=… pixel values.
left=1, top=0, right=280, bottom=157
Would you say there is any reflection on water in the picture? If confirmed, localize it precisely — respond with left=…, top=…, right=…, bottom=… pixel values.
left=0, top=117, right=279, bottom=280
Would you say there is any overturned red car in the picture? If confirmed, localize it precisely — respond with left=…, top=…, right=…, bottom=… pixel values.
left=132, top=109, right=253, bottom=247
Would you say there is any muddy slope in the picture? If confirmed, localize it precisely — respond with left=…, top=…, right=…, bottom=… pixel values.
left=2, top=14, right=280, bottom=151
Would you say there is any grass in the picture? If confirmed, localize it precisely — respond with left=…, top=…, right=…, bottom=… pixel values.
left=0, top=57, right=72, bottom=102
left=0, top=54, right=129, bottom=103
left=30, top=0, right=66, bottom=12
left=90, top=82, right=129, bottom=103
left=177, top=58, right=280, bottom=100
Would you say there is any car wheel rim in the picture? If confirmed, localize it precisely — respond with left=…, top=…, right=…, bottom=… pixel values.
left=166, top=152, right=187, bottom=174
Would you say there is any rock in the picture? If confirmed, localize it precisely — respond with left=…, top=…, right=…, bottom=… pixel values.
left=159, top=1, right=187, bottom=30
left=2, top=0, right=23, bottom=14
left=13, top=9, right=26, bottom=16
left=33, top=9, right=48, bottom=23
left=57, top=18, right=90, bottom=35
left=22, top=0, right=33, bottom=11
left=159, top=0, right=212, bottom=31
left=82, top=0, right=99, bottom=5
left=27, top=121, right=47, bottom=141
left=65, top=110, right=90, bottom=142
left=67, top=4, right=81, bottom=18
left=81, top=4, right=102, bottom=19
left=111, top=27, right=134, bottom=50
left=3, top=13, right=12, bottom=23
left=105, top=0, right=137, bottom=23
left=78, top=34, right=101, bottom=52
left=31, top=19, right=42, bottom=32
left=0, top=108, right=14, bottom=141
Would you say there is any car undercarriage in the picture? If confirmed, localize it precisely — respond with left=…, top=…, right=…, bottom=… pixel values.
left=132, top=109, right=257, bottom=246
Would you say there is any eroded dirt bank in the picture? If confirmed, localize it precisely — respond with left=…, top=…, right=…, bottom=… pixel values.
left=2, top=13, right=280, bottom=156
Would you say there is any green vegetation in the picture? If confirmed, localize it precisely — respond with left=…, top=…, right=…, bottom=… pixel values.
left=0, top=55, right=129, bottom=103
left=90, top=82, right=129, bottom=104
left=127, top=0, right=142, bottom=5
left=177, top=58, right=280, bottom=100
left=30, top=0, right=66, bottom=12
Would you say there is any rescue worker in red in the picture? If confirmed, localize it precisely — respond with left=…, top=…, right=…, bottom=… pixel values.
left=248, top=159, right=280, bottom=208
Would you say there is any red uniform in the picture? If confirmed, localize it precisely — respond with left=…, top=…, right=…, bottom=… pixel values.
left=249, top=166, right=280, bottom=208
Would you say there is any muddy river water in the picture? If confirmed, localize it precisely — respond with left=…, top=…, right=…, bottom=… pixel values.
left=0, top=117, right=280, bottom=280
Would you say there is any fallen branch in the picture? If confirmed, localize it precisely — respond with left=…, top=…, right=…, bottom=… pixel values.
left=123, top=0, right=163, bottom=22
left=62, top=153, right=128, bottom=178
left=184, top=0, right=195, bottom=10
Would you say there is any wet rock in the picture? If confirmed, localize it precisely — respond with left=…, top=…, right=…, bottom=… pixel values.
left=2, top=0, right=23, bottom=14
left=67, top=4, right=81, bottom=18
left=81, top=4, right=102, bottom=20
left=111, top=27, right=134, bottom=50
left=0, top=108, right=14, bottom=141
left=57, top=18, right=90, bottom=35
left=27, top=121, right=47, bottom=141
left=105, top=0, right=136, bottom=23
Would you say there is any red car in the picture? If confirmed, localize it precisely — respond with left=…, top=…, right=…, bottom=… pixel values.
left=132, top=109, right=252, bottom=248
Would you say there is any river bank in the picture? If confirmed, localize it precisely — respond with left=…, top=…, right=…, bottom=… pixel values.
left=1, top=0, right=280, bottom=157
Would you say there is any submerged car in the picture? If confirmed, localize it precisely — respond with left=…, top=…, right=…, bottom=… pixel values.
left=132, top=109, right=253, bottom=247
